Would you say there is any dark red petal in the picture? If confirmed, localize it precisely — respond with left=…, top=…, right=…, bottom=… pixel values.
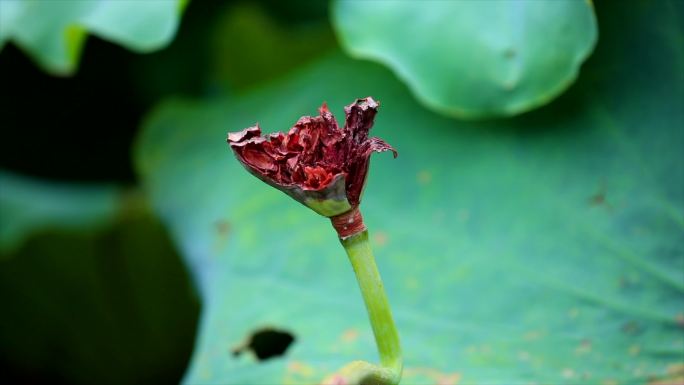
left=268, top=132, right=285, bottom=146
left=303, top=166, right=334, bottom=190
left=286, top=155, right=300, bottom=169
left=241, top=144, right=277, bottom=171
left=228, top=125, right=261, bottom=143
left=343, top=138, right=397, bottom=206
left=283, top=132, right=302, bottom=152
left=367, top=137, right=398, bottom=158
left=343, top=97, right=379, bottom=143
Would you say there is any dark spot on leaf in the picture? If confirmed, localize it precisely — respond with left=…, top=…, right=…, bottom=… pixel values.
left=619, top=275, right=639, bottom=290
left=621, top=320, right=644, bottom=336
left=590, top=191, right=606, bottom=205
left=589, top=183, right=612, bottom=210
left=504, top=48, right=516, bottom=59
left=676, top=313, right=684, bottom=328
left=215, top=220, right=231, bottom=236
left=232, top=327, right=295, bottom=361
left=575, top=339, right=592, bottom=355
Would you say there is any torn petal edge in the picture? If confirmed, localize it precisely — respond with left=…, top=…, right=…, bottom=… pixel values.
left=227, top=125, right=261, bottom=143
left=368, top=137, right=398, bottom=158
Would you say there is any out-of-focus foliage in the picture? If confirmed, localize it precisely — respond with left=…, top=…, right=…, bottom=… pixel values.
left=0, top=0, right=187, bottom=75
left=209, top=3, right=335, bottom=91
left=332, top=0, right=597, bottom=119
left=1, top=0, right=682, bottom=384
left=0, top=2, right=337, bottom=383
left=0, top=173, right=199, bottom=385
left=135, top=2, right=683, bottom=384
left=0, top=171, right=120, bottom=253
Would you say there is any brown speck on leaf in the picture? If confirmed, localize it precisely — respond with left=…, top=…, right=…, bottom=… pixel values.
left=287, top=361, right=315, bottom=376
left=213, top=220, right=232, bottom=251
left=575, top=339, right=592, bottom=355
left=284, top=360, right=318, bottom=384
left=341, top=329, right=359, bottom=343
left=619, top=276, right=637, bottom=289
left=667, top=364, right=684, bottom=376
left=215, top=220, right=231, bottom=236
left=589, top=183, right=613, bottom=210
left=504, top=48, right=516, bottom=59
left=621, top=320, right=644, bottom=335
left=523, top=330, right=544, bottom=341
left=373, top=231, right=388, bottom=246
left=628, top=344, right=641, bottom=356
left=675, top=313, right=684, bottom=328
left=402, top=367, right=461, bottom=385
left=417, top=170, right=432, bottom=185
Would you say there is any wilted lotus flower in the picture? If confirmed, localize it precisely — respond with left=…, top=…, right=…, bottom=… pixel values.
left=227, top=97, right=396, bottom=236
left=227, top=97, right=403, bottom=384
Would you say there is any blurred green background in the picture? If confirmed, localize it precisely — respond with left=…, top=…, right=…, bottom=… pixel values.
left=0, top=1, right=682, bottom=384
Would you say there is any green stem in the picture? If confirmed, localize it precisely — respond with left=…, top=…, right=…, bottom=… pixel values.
left=334, top=230, right=403, bottom=385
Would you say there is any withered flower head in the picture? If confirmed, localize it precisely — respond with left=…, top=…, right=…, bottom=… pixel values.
left=227, top=97, right=397, bottom=217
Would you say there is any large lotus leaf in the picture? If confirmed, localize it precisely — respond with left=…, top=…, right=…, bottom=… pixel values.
left=134, top=2, right=683, bottom=384
left=0, top=0, right=187, bottom=75
left=332, top=0, right=598, bottom=119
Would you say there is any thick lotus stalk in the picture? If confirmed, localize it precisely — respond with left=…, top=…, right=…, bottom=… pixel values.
left=227, top=98, right=402, bottom=385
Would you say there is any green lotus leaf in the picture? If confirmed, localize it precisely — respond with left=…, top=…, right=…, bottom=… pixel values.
left=135, top=2, right=682, bottom=384
left=332, top=0, right=598, bottom=119
left=0, top=0, right=187, bottom=75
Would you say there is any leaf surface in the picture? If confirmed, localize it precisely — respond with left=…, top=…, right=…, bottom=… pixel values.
left=332, top=0, right=597, bottom=119
left=135, top=2, right=683, bottom=384
left=0, top=0, right=186, bottom=75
